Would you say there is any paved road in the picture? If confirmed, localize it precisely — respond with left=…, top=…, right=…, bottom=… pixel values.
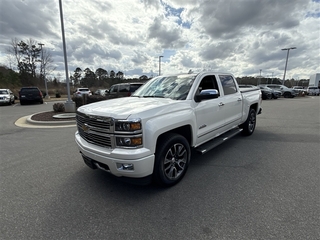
left=1, top=97, right=319, bottom=239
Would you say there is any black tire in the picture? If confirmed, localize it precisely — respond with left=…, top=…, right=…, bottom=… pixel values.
left=283, top=92, right=290, bottom=98
left=240, top=108, right=256, bottom=136
left=20, top=101, right=25, bottom=105
left=40, top=100, right=44, bottom=104
left=153, top=133, right=191, bottom=187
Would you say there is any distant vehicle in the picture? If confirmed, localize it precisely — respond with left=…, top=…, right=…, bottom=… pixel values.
left=307, top=86, right=319, bottom=96
left=262, top=84, right=296, bottom=98
left=107, top=82, right=144, bottom=98
left=73, top=88, right=92, bottom=97
left=259, top=85, right=281, bottom=99
left=0, top=89, right=15, bottom=105
left=292, top=86, right=306, bottom=94
left=94, top=89, right=108, bottom=96
left=19, top=87, right=43, bottom=105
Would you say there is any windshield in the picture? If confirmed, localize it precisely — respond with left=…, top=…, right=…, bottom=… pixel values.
left=132, top=74, right=196, bottom=100
left=0, top=90, right=8, bottom=94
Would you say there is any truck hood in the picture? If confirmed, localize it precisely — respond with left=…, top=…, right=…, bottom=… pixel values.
left=78, top=97, right=189, bottom=119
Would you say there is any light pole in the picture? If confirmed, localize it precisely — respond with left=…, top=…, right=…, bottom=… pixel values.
left=281, top=47, right=296, bottom=85
left=159, top=55, right=163, bottom=76
left=38, top=43, right=49, bottom=98
left=258, top=69, right=262, bottom=85
left=59, top=0, right=75, bottom=112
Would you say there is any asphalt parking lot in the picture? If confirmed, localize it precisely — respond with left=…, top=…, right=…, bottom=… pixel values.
left=0, top=97, right=319, bottom=239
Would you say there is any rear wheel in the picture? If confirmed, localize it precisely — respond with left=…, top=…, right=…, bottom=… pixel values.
left=153, top=133, right=191, bottom=187
left=240, top=108, right=256, bottom=136
left=283, top=92, right=290, bottom=98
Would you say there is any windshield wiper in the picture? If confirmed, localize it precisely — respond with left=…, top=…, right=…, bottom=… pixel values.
left=142, top=95, right=165, bottom=98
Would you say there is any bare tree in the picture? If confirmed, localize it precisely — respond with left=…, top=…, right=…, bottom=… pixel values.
left=7, top=38, right=41, bottom=78
left=42, top=48, right=56, bottom=80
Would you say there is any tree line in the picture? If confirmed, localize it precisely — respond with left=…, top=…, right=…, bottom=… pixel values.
left=1, top=38, right=149, bottom=91
left=0, top=38, right=310, bottom=92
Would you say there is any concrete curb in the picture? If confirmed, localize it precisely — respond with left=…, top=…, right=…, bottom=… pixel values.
left=26, top=115, right=76, bottom=125
left=15, top=114, right=76, bottom=128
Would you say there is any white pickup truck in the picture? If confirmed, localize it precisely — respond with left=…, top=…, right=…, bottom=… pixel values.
left=75, top=72, right=262, bottom=187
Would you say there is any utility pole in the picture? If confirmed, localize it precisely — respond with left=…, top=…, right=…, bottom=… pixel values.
left=38, top=43, right=49, bottom=98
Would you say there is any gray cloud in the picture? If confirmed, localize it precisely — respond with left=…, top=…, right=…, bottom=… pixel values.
left=0, top=0, right=318, bottom=79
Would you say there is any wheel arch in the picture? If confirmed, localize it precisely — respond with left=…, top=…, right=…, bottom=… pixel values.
left=155, top=125, right=192, bottom=153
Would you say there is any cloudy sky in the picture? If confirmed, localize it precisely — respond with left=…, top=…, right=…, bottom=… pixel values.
left=0, top=0, right=319, bottom=80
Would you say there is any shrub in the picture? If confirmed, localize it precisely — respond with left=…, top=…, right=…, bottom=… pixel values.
left=55, top=92, right=61, bottom=98
left=72, top=96, right=84, bottom=108
left=53, top=103, right=65, bottom=112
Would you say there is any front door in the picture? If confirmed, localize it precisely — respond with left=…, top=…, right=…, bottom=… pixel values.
left=194, top=75, right=226, bottom=146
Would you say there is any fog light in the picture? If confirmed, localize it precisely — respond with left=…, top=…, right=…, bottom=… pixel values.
left=116, top=163, right=134, bottom=171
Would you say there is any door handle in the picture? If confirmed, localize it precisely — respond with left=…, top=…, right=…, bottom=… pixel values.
left=237, top=98, right=242, bottom=101
left=218, top=102, right=224, bottom=106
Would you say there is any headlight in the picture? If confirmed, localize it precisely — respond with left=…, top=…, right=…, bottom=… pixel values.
left=116, top=136, right=142, bottom=148
left=115, top=120, right=141, bottom=132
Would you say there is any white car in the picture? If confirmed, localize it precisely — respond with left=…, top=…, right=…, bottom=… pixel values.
left=94, top=89, right=108, bottom=96
left=0, top=89, right=15, bottom=105
left=307, top=86, right=319, bottom=96
left=73, top=88, right=92, bottom=97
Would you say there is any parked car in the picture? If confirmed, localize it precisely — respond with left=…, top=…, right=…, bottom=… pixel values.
left=19, top=87, right=43, bottom=105
left=258, top=85, right=281, bottom=99
left=307, top=86, right=319, bottom=96
left=94, top=89, right=108, bottom=96
left=0, top=89, right=15, bottom=105
left=262, top=84, right=296, bottom=98
left=73, top=88, right=92, bottom=97
left=107, top=82, right=144, bottom=97
left=292, top=86, right=306, bottom=94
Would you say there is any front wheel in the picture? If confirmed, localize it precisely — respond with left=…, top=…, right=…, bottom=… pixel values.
left=240, top=108, right=257, bottom=136
left=153, top=133, right=191, bottom=187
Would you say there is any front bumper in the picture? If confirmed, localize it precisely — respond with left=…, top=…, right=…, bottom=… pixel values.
left=75, top=131, right=155, bottom=178
left=0, top=99, right=10, bottom=104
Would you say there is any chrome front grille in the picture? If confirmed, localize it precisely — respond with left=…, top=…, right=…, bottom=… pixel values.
left=76, top=111, right=114, bottom=148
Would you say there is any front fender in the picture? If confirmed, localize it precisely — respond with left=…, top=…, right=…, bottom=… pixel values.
left=143, top=109, right=196, bottom=153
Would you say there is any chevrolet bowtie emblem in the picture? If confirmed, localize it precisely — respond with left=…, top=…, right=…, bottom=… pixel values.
left=82, top=123, right=90, bottom=133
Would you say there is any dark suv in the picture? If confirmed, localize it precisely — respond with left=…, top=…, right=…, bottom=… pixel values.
left=107, top=82, right=144, bottom=98
left=19, top=87, right=43, bottom=105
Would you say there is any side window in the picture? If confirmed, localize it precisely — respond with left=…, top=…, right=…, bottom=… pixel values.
left=219, top=75, right=237, bottom=95
left=110, top=85, right=118, bottom=93
left=198, top=76, right=219, bottom=92
left=119, top=84, right=129, bottom=92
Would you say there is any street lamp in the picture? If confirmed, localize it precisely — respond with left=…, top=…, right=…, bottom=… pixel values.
left=59, top=0, right=75, bottom=112
left=159, top=55, right=163, bottom=76
left=281, top=47, right=296, bottom=85
left=38, top=43, right=49, bottom=98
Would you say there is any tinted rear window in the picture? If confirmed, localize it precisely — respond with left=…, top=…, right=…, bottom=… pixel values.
left=21, top=88, right=40, bottom=93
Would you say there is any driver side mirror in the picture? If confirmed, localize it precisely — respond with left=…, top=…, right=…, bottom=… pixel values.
left=194, top=89, right=219, bottom=102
